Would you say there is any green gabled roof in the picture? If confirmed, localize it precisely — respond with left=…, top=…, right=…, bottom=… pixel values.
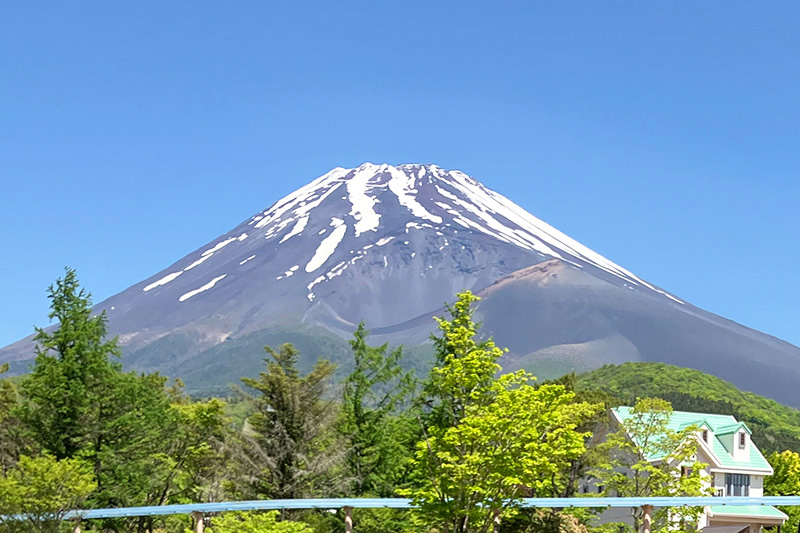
left=612, top=407, right=771, bottom=471
left=709, top=505, right=788, bottom=520
left=715, top=422, right=752, bottom=436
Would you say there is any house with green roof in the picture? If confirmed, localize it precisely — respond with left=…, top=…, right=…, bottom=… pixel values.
left=589, top=407, right=786, bottom=533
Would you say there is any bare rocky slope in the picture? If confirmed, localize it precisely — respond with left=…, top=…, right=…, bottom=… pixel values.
left=2, top=163, right=799, bottom=404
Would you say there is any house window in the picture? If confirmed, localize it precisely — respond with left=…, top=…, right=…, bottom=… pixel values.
left=739, top=432, right=746, bottom=448
left=725, top=473, right=750, bottom=496
left=681, top=466, right=693, bottom=477
left=597, top=485, right=604, bottom=494
left=702, top=430, right=709, bottom=443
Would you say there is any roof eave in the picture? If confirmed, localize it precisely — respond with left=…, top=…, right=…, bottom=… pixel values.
left=709, top=466, right=773, bottom=475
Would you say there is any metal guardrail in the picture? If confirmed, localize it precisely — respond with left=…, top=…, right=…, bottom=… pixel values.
left=65, top=496, right=800, bottom=520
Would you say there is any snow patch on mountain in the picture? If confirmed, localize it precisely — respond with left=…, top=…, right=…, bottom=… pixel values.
left=387, top=166, right=442, bottom=223
left=202, top=237, right=238, bottom=256
left=179, top=274, right=227, bottom=302
left=279, top=216, right=308, bottom=244
left=185, top=255, right=212, bottom=271
left=305, top=218, right=348, bottom=273
left=143, top=271, right=183, bottom=292
left=347, top=164, right=382, bottom=236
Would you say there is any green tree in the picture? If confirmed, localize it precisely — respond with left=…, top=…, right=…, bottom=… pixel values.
left=0, top=364, right=25, bottom=474
left=592, top=398, right=712, bottom=532
left=17, top=269, right=227, bottom=532
left=421, top=291, right=502, bottom=431
left=160, top=390, right=229, bottom=504
left=206, top=511, right=312, bottom=533
left=765, top=450, right=800, bottom=532
left=230, top=343, right=343, bottom=500
left=20, top=267, right=121, bottom=460
left=405, top=292, right=600, bottom=533
left=340, top=322, right=416, bottom=497
left=0, top=454, right=96, bottom=533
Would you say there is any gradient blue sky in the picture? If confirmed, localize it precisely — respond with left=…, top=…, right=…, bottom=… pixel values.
left=1, top=2, right=798, bottom=348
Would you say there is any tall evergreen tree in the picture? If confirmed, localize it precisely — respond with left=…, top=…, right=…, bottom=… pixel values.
left=231, top=343, right=343, bottom=500
left=340, top=322, right=415, bottom=496
left=15, top=269, right=226, bottom=533
left=20, top=267, right=121, bottom=460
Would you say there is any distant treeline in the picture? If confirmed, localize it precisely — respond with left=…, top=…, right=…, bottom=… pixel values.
left=575, top=362, right=800, bottom=455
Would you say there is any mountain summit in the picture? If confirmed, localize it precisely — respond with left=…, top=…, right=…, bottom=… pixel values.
left=3, top=163, right=800, bottom=405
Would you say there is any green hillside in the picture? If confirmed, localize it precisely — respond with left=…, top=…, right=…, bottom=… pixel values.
left=576, top=362, right=800, bottom=455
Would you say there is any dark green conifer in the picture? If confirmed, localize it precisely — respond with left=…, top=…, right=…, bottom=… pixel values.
left=21, top=267, right=121, bottom=460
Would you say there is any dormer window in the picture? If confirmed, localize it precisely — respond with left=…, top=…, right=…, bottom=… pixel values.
left=702, top=430, right=709, bottom=443
left=739, top=432, right=746, bottom=448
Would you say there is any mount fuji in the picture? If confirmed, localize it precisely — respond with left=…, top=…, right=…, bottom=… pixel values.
left=2, top=163, right=799, bottom=405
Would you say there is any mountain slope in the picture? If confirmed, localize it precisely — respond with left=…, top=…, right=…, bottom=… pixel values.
left=1, top=163, right=799, bottom=405
left=471, top=259, right=800, bottom=406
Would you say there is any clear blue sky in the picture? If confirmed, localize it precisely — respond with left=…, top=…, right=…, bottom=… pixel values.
left=1, top=2, right=798, bottom=349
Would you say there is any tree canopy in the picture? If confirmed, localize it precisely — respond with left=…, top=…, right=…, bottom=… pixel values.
left=404, top=292, right=601, bottom=533
left=231, top=343, right=343, bottom=500
left=5, top=273, right=796, bottom=533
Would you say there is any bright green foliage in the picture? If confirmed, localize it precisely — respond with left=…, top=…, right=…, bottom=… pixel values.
left=231, top=343, right=343, bottom=500
left=765, top=450, right=800, bottom=531
left=592, top=398, right=711, bottom=532
left=498, top=508, right=592, bottom=533
left=410, top=382, right=598, bottom=533
left=577, top=362, right=800, bottom=454
left=340, top=322, right=416, bottom=497
left=422, top=291, right=503, bottom=431
left=405, top=292, right=601, bottom=533
left=20, top=267, right=121, bottom=460
left=164, top=392, right=229, bottom=503
left=0, top=454, right=95, bottom=533
left=206, top=511, right=312, bottom=533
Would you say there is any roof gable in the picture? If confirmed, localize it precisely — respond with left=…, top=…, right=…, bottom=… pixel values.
left=715, top=422, right=752, bottom=435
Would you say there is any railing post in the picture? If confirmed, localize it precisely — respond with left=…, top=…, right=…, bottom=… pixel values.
left=192, top=511, right=205, bottom=533
left=73, top=522, right=81, bottom=533
left=642, top=504, right=653, bottom=533
left=344, top=506, right=353, bottom=533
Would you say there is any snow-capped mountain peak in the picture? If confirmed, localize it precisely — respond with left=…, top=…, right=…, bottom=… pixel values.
left=230, top=163, right=682, bottom=304
left=5, top=163, right=800, bottom=410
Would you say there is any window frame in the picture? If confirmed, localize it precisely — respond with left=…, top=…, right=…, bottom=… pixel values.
left=725, top=473, right=750, bottom=497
